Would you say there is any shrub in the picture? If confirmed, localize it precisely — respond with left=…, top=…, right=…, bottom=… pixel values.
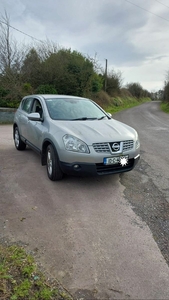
left=36, top=84, right=57, bottom=94
left=0, top=99, right=20, bottom=108
left=91, top=90, right=110, bottom=107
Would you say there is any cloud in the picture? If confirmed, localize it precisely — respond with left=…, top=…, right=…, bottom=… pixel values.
left=0, top=0, right=169, bottom=91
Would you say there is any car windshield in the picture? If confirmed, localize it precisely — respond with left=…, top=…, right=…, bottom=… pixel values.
left=45, top=98, right=108, bottom=120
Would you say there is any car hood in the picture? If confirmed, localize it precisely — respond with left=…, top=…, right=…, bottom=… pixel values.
left=51, top=119, right=137, bottom=144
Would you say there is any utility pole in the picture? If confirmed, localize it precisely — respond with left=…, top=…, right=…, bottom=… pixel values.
left=104, top=58, right=107, bottom=92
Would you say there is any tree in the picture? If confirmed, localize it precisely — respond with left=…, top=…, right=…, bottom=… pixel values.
left=106, top=69, right=123, bottom=96
left=0, top=11, right=27, bottom=101
left=163, top=81, right=169, bottom=103
left=36, top=84, right=57, bottom=94
left=90, top=73, right=103, bottom=93
left=0, top=11, right=14, bottom=72
left=126, top=82, right=144, bottom=98
left=35, top=39, right=59, bottom=61
left=162, top=71, right=169, bottom=103
left=21, top=48, right=42, bottom=88
left=40, top=49, right=97, bottom=96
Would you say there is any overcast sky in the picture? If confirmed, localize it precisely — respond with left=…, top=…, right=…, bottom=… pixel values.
left=0, top=0, right=169, bottom=92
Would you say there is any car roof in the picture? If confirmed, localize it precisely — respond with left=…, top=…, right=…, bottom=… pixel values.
left=24, top=94, right=89, bottom=101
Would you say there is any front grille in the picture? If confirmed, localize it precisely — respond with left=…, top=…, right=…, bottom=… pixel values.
left=96, top=159, right=134, bottom=175
left=123, top=140, right=134, bottom=152
left=93, top=140, right=134, bottom=153
left=93, top=143, right=110, bottom=153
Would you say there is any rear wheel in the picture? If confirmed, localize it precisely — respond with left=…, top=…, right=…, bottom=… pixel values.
left=14, top=126, right=26, bottom=150
left=46, top=144, right=63, bottom=181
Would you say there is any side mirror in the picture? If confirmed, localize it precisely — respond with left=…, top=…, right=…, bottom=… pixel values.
left=28, top=112, right=42, bottom=121
left=107, top=112, right=112, bottom=118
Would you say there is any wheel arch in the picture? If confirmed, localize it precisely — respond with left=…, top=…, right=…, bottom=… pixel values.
left=41, top=139, right=58, bottom=166
left=13, top=123, right=18, bottom=139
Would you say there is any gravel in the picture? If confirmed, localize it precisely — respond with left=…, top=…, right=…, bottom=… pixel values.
left=120, top=156, right=169, bottom=265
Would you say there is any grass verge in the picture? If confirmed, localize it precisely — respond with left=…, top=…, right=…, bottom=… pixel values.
left=160, top=102, right=169, bottom=113
left=0, top=244, right=73, bottom=300
left=104, top=97, right=151, bottom=114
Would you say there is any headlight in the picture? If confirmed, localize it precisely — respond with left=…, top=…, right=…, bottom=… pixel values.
left=63, top=134, right=90, bottom=153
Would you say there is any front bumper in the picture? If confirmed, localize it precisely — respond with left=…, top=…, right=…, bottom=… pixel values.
left=60, top=154, right=140, bottom=176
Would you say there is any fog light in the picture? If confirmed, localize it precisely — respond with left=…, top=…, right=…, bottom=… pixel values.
left=74, top=164, right=80, bottom=169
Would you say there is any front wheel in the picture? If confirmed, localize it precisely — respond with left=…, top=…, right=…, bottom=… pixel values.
left=14, top=126, right=26, bottom=150
left=46, top=145, right=63, bottom=181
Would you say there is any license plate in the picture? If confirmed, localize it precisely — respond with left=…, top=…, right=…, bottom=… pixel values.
left=103, top=155, right=129, bottom=165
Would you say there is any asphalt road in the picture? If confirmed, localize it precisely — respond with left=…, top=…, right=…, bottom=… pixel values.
left=0, top=101, right=169, bottom=299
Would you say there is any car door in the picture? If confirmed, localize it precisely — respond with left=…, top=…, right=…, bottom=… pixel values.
left=19, top=97, right=34, bottom=140
left=26, top=99, right=45, bottom=151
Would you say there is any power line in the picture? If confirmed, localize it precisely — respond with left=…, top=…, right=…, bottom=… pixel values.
left=1, top=1, right=169, bottom=44
left=0, top=20, right=43, bottom=43
left=124, top=0, right=169, bottom=23
left=154, top=0, right=169, bottom=10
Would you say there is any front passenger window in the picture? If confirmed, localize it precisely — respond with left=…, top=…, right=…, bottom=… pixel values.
left=32, top=99, right=43, bottom=118
left=22, top=98, right=33, bottom=113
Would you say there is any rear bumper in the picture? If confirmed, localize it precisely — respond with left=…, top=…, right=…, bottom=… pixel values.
left=60, top=154, right=140, bottom=176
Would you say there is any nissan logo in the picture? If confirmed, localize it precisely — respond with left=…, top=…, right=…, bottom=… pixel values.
left=112, top=142, right=120, bottom=151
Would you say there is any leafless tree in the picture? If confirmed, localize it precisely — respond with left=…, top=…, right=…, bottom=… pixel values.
left=0, top=11, right=30, bottom=73
left=87, top=52, right=104, bottom=74
left=35, top=39, right=60, bottom=61
left=0, top=11, right=16, bottom=72
left=0, top=11, right=30, bottom=100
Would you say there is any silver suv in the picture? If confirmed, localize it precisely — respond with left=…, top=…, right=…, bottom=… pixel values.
left=13, top=94, right=140, bottom=180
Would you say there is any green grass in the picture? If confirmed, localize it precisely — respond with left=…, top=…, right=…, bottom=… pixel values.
left=104, top=97, right=151, bottom=114
left=160, top=102, right=169, bottom=113
left=0, top=121, right=14, bottom=125
left=0, top=244, right=73, bottom=300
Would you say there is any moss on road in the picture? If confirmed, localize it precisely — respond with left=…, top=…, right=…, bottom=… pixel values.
left=0, top=244, right=73, bottom=300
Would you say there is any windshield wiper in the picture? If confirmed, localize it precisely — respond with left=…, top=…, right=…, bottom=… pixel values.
left=72, top=117, right=98, bottom=121
left=98, top=116, right=107, bottom=120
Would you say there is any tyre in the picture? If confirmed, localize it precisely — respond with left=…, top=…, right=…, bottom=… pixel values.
left=46, top=144, right=63, bottom=181
left=14, top=126, right=26, bottom=150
